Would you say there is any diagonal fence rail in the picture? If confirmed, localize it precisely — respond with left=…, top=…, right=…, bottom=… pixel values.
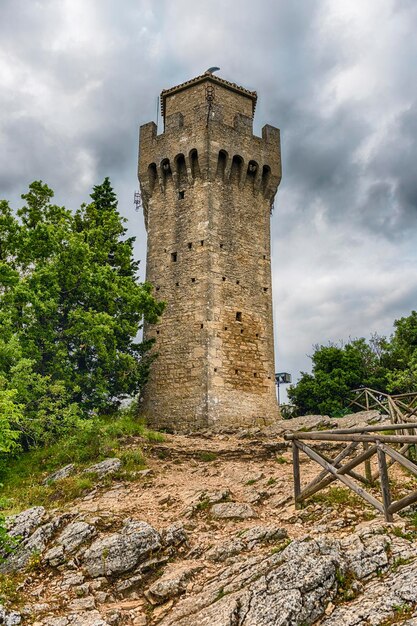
left=350, top=388, right=417, bottom=423
left=284, top=423, right=417, bottom=522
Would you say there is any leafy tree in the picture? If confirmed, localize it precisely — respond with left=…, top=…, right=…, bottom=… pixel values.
left=287, top=336, right=391, bottom=417
left=0, top=179, right=164, bottom=450
left=387, top=311, right=417, bottom=393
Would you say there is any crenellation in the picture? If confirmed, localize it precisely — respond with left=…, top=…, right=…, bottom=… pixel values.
left=138, top=72, right=281, bottom=431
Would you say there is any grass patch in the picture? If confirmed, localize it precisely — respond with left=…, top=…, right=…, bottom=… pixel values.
left=145, top=430, right=165, bottom=443
left=117, top=450, right=147, bottom=479
left=195, top=498, right=211, bottom=512
left=391, top=556, right=414, bottom=572
left=198, top=452, right=217, bottom=463
left=379, top=603, right=414, bottom=625
left=270, top=538, right=292, bottom=554
left=275, top=456, right=287, bottom=465
left=390, top=525, right=417, bottom=542
left=0, top=412, right=162, bottom=514
left=311, top=486, right=365, bottom=509
left=335, top=568, right=358, bottom=602
left=214, top=587, right=226, bottom=603
left=0, top=572, right=24, bottom=606
left=267, top=477, right=277, bottom=486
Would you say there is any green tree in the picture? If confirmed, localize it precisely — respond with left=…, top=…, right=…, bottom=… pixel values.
left=387, top=310, right=417, bottom=393
left=287, top=336, right=391, bottom=417
left=0, top=179, right=164, bottom=449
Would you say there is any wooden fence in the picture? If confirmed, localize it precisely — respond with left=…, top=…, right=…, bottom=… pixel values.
left=350, top=388, right=417, bottom=423
left=284, top=423, right=417, bottom=522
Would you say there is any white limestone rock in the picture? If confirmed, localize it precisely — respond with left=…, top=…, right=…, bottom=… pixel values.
left=83, top=520, right=161, bottom=577
left=42, top=464, right=75, bottom=484
left=83, top=458, right=121, bottom=478
left=211, top=502, right=256, bottom=520
left=6, top=506, right=46, bottom=539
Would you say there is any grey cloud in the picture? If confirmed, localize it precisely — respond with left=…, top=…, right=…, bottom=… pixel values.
left=1, top=0, right=417, bottom=385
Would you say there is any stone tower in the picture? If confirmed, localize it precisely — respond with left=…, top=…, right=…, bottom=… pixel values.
left=138, top=72, right=281, bottom=432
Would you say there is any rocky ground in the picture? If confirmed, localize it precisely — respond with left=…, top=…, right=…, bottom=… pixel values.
left=2, top=411, right=417, bottom=626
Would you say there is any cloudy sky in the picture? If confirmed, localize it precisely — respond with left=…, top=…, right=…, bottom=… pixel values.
left=1, top=0, right=417, bottom=394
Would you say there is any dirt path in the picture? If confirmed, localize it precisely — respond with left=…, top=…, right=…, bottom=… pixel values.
left=75, top=431, right=381, bottom=541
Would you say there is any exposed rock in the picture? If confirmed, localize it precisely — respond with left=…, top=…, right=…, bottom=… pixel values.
left=207, top=538, right=246, bottom=562
left=1, top=515, right=70, bottom=573
left=83, top=458, right=121, bottom=478
left=44, top=521, right=96, bottom=566
left=41, top=612, right=110, bottom=626
left=162, top=522, right=188, bottom=547
left=115, top=574, right=143, bottom=596
left=206, top=524, right=315, bottom=566
left=341, top=529, right=390, bottom=579
left=6, top=506, right=46, bottom=539
left=137, top=554, right=169, bottom=573
left=67, top=597, right=96, bottom=611
left=211, top=502, right=256, bottom=520
left=321, top=559, right=417, bottom=625
left=264, top=410, right=385, bottom=437
left=184, top=489, right=231, bottom=517
left=59, top=571, right=85, bottom=589
left=334, top=410, right=383, bottom=429
left=241, top=525, right=288, bottom=548
left=158, top=537, right=344, bottom=626
left=42, top=464, right=75, bottom=484
left=136, top=469, right=153, bottom=478
left=83, top=520, right=161, bottom=577
left=146, top=562, right=203, bottom=604
left=0, top=605, right=22, bottom=625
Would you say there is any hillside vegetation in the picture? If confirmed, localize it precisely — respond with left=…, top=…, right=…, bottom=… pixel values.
left=0, top=178, right=164, bottom=468
left=288, top=313, right=417, bottom=416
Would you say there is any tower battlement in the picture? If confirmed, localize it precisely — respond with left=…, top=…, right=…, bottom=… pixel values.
left=138, top=73, right=281, bottom=432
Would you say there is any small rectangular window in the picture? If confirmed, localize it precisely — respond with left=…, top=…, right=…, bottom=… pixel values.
left=191, top=277, right=196, bottom=283
left=178, top=190, right=185, bottom=199
left=188, top=242, right=192, bottom=249
left=171, top=252, right=177, bottom=262
left=236, top=312, right=242, bottom=322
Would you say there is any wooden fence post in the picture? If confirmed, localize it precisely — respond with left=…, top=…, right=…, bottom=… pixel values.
left=292, top=441, right=301, bottom=509
left=363, top=442, right=373, bottom=484
left=377, top=444, right=393, bottom=522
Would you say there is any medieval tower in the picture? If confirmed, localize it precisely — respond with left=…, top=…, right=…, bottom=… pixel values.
left=138, top=72, right=281, bottom=431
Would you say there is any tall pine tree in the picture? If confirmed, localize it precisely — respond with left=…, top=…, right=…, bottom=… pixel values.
left=0, top=179, right=164, bottom=448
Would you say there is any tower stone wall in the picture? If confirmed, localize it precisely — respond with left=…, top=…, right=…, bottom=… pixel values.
left=138, top=73, right=281, bottom=432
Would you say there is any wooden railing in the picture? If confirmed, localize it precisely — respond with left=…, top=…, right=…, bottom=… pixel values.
left=349, top=388, right=417, bottom=423
left=284, top=423, right=417, bottom=522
